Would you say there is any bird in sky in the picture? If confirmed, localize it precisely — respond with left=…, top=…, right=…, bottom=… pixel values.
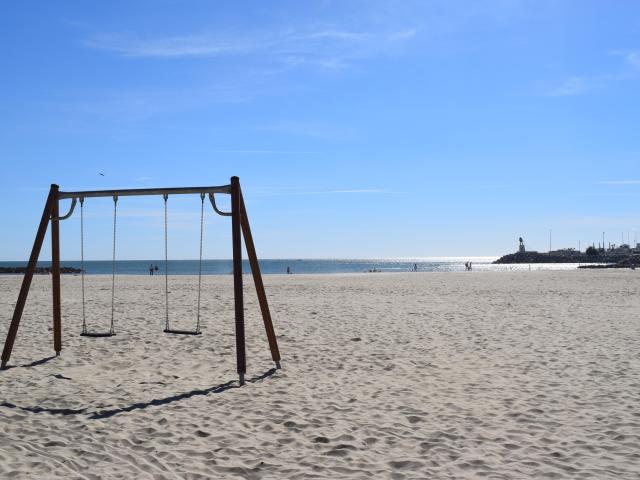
left=99, top=172, right=104, bottom=176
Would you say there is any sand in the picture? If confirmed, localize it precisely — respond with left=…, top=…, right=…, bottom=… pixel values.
left=0, top=271, right=639, bottom=479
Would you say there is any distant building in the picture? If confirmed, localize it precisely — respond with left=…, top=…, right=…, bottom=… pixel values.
left=549, top=248, right=580, bottom=257
left=608, top=243, right=632, bottom=253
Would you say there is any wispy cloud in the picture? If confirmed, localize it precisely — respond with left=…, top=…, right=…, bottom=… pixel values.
left=84, top=32, right=260, bottom=58
left=544, top=76, right=605, bottom=97
left=57, top=23, right=416, bottom=126
left=610, top=49, right=640, bottom=68
left=82, top=26, right=417, bottom=70
left=597, top=180, right=640, bottom=185
left=51, top=84, right=254, bottom=123
left=249, top=188, right=392, bottom=197
left=390, top=29, right=417, bottom=40
left=625, top=51, right=640, bottom=66
left=544, top=48, right=640, bottom=97
left=211, top=149, right=320, bottom=154
left=326, top=189, right=388, bottom=194
left=255, top=121, right=354, bottom=140
left=559, top=214, right=640, bottom=228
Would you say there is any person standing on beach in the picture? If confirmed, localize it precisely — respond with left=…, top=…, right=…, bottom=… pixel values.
left=155, top=264, right=159, bottom=274
left=149, top=264, right=154, bottom=276
left=286, top=266, right=291, bottom=274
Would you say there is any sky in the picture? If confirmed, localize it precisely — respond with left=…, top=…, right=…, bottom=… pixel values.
left=1, top=0, right=639, bottom=260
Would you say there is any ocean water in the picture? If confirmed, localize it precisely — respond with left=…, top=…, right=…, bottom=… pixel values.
left=0, top=258, right=594, bottom=275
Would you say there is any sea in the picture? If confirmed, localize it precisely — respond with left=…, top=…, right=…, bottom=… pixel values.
left=0, top=258, right=594, bottom=275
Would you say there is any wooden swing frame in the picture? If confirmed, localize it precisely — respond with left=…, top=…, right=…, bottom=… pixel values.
left=0, top=176, right=281, bottom=385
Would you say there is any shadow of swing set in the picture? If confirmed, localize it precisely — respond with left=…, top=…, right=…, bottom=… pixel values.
left=0, top=176, right=281, bottom=385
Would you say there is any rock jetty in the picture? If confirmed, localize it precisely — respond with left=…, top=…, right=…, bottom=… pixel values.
left=493, top=251, right=629, bottom=264
left=0, top=266, right=82, bottom=275
left=578, top=255, right=640, bottom=269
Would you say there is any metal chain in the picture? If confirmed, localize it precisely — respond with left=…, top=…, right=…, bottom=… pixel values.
left=80, top=197, right=86, bottom=335
left=164, top=194, right=169, bottom=331
left=196, top=193, right=205, bottom=333
left=110, top=195, right=117, bottom=335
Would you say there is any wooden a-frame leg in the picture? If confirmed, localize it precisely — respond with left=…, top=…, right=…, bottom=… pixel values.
left=239, top=186, right=281, bottom=369
left=231, top=177, right=246, bottom=386
left=1, top=185, right=56, bottom=369
left=51, top=185, right=62, bottom=356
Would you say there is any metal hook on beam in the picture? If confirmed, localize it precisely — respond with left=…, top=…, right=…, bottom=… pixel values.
left=209, top=193, right=232, bottom=216
left=52, top=197, right=77, bottom=221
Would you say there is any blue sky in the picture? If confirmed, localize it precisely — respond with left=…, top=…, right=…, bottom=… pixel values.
left=1, top=1, right=639, bottom=260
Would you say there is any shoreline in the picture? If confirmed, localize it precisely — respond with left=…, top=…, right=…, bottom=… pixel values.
left=1, top=267, right=629, bottom=279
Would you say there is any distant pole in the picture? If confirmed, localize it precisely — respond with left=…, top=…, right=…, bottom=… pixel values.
left=549, top=229, right=552, bottom=254
left=579, top=240, right=581, bottom=253
left=603, top=232, right=605, bottom=252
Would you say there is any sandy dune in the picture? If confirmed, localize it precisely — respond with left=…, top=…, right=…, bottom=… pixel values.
left=1, top=271, right=639, bottom=479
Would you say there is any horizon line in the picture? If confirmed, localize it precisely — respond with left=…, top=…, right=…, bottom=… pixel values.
left=0, top=256, right=501, bottom=263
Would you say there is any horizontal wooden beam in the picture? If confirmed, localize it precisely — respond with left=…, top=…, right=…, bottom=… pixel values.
left=58, top=184, right=231, bottom=200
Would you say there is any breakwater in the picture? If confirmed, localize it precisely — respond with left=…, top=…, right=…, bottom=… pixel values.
left=0, top=266, right=82, bottom=275
left=493, top=251, right=629, bottom=264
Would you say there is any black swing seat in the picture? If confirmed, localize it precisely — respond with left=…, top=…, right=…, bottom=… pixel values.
left=81, top=331, right=116, bottom=338
left=163, top=328, right=201, bottom=335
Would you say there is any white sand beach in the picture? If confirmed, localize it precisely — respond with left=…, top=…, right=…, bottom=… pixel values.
left=1, top=271, right=639, bottom=479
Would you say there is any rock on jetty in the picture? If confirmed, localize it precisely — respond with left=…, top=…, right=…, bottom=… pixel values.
left=493, top=251, right=629, bottom=264
left=0, top=266, right=82, bottom=275
left=578, top=255, right=640, bottom=269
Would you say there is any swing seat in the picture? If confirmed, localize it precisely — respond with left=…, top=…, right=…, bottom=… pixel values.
left=80, top=331, right=115, bottom=337
left=163, top=328, right=201, bottom=335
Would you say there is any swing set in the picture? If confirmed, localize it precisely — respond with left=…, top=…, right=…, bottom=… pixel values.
left=1, top=177, right=281, bottom=385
